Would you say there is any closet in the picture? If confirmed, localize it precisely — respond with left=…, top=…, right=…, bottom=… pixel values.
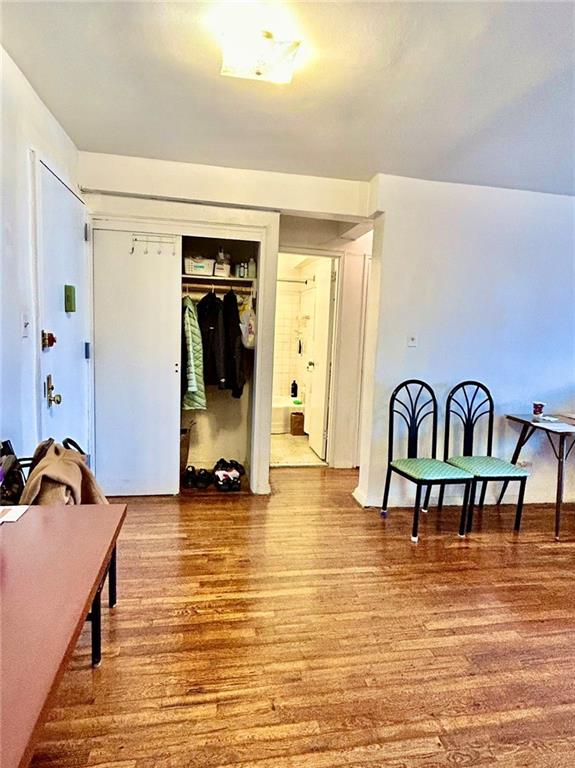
left=180, top=236, right=258, bottom=493
left=93, top=229, right=260, bottom=496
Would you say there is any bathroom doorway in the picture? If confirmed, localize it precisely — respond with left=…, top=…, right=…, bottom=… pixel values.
left=271, top=253, right=337, bottom=467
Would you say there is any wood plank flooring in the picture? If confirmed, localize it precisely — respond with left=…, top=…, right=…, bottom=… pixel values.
left=30, top=468, right=575, bottom=768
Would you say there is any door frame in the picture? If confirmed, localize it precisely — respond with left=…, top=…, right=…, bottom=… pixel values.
left=275, top=247, right=341, bottom=466
left=30, top=151, right=94, bottom=455
left=85, top=193, right=280, bottom=494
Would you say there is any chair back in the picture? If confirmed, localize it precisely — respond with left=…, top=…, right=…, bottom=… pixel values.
left=444, top=381, right=494, bottom=458
left=388, top=380, right=437, bottom=461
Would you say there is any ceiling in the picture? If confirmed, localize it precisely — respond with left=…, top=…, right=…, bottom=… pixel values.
left=2, top=2, right=574, bottom=195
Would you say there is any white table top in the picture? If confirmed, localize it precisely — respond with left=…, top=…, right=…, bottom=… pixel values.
left=507, top=414, right=575, bottom=434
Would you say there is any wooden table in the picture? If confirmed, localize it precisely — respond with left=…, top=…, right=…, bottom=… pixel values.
left=0, top=504, right=127, bottom=768
left=498, top=415, right=575, bottom=539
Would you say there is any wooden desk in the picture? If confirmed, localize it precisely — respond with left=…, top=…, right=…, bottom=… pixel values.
left=0, top=504, right=127, bottom=768
left=499, top=415, right=575, bottom=539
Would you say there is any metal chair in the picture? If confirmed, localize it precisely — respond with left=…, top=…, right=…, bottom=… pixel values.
left=381, top=380, right=474, bottom=543
left=440, top=381, right=529, bottom=533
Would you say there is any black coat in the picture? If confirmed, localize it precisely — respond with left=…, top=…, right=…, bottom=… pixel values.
left=223, top=290, right=246, bottom=398
left=197, top=292, right=226, bottom=389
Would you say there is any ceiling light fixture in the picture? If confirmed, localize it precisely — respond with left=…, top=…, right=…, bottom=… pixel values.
left=221, top=29, right=301, bottom=84
left=207, top=2, right=306, bottom=85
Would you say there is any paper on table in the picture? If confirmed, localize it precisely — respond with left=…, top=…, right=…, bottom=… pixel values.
left=0, top=505, right=30, bottom=524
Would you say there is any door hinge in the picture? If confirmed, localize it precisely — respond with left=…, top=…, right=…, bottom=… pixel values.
left=84, top=222, right=90, bottom=242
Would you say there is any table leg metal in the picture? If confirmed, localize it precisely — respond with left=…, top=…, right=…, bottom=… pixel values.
left=91, top=587, right=102, bottom=667
left=497, top=424, right=534, bottom=505
left=555, top=435, right=566, bottom=541
left=108, top=545, right=117, bottom=608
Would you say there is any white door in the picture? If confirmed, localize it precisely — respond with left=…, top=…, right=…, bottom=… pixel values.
left=37, top=162, right=91, bottom=451
left=305, top=259, right=336, bottom=460
left=93, top=230, right=181, bottom=495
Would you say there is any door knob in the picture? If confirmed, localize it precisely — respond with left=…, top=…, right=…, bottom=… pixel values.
left=46, top=374, right=63, bottom=407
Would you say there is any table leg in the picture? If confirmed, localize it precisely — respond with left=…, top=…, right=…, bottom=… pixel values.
left=555, top=435, right=566, bottom=541
left=497, top=424, right=533, bottom=505
left=91, top=588, right=102, bottom=667
left=108, top=545, right=117, bottom=608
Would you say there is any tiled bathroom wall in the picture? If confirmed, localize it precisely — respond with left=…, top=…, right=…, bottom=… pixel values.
left=273, top=284, right=301, bottom=398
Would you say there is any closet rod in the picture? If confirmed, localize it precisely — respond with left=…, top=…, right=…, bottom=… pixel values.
left=182, top=286, right=253, bottom=295
left=278, top=278, right=308, bottom=285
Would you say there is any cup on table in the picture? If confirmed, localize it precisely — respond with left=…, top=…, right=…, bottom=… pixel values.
left=532, top=401, right=546, bottom=421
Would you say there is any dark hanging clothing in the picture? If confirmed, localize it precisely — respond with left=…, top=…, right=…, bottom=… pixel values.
left=197, top=292, right=226, bottom=389
left=223, top=290, right=246, bottom=398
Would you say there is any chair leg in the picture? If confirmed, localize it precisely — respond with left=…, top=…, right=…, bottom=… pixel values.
left=421, top=484, right=432, bottom=513
left=459, top=483, right=471, bottom=537
left=381, top=466, right=392, bottom=518
left=437, top=485, right=445, bottom=512
left=514, top=478, right=526, bottom=532
left=411, top=485, right=422, bottom=543
left=478, top=481, right=488, bottom=509
left=466, top=480, right=477, bottom=534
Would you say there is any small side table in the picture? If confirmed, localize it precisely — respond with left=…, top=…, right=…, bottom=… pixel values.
left=499, top=414, right=575, bottom=539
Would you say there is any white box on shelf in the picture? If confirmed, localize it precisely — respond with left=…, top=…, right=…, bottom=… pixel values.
left=214, top=263, right=231, bottom=277
left=184, top=257, right=215, bottom=276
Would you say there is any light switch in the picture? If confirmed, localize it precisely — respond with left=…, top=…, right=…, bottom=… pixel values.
left=21, top=312, right=30, bottom=338
left=407, top=334, right=418, bottom=348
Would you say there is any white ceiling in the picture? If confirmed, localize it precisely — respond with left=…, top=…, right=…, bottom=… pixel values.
left=2, top=2, right=574, bottom=195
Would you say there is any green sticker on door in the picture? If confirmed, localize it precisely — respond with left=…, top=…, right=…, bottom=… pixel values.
left=64, top=284, right=76, bottom=313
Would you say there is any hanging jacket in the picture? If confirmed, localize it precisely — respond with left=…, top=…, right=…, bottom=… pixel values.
left=197, top=291, right=226, bottom=389
left=182, top=297, right=207, bottom=410
left=223, top=290, right=246, bottom=398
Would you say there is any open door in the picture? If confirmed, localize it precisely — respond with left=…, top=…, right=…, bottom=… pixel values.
left=303, top=259, right=336, bottom=460
left=37, top=162, right=91, bottom=453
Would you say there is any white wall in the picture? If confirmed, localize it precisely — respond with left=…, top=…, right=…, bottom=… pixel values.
left=79, top=152, right=372, bottom=219
left=273, top=258, right=301, bottom=403
left=356, top=174, right=575, bottom=507
left=0, top=47, right=79, bottom=453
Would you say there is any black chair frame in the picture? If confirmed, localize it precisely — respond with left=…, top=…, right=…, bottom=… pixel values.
left=381, top=380, right=473, bottom=541
left=439, top=381, right=527, bottom=533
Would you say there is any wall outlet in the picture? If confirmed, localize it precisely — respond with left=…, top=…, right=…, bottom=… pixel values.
left=407, top=334, right=418, bottom=348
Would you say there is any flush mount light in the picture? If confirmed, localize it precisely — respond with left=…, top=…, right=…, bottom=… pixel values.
left=220, top=28, right=301, bottom=84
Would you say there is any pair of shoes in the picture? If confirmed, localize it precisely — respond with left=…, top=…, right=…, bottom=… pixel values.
left=183, top=466, right=214, bottom=490
left=213, top=458, right=244, bottom=492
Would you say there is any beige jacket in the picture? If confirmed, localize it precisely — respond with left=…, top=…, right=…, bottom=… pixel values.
left=20, top=443, right=108, bottom=506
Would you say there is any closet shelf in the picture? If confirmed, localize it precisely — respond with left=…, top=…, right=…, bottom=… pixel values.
left=182, top=274, right=255, bottom=284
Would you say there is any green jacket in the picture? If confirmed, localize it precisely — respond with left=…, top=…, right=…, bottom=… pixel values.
left=182, top=296, right=206, bottom=410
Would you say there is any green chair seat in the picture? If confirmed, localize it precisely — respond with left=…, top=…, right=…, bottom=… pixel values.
left=391, top=458, right=473, bottom=481
left=447, top=455, right=529, bottom=478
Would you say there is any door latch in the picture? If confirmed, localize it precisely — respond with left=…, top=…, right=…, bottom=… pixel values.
left=41, top=330, right=57, bottom=350
left=45, top=374, right=62, bottom=407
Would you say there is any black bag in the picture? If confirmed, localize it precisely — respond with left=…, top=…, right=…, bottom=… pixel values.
left=0, top=454, right=25, bottom=504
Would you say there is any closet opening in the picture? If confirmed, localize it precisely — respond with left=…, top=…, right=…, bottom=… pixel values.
left=271, top=252, right=337, bottom=467
left=180, top=235, right=258, bottom=494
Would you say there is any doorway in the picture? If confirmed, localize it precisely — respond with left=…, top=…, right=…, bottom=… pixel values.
left=271, top=253, right=336, bottom=467
left=35, top=160, right=91, bottom=453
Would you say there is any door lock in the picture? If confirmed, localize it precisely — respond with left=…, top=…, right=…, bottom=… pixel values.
left=45, top=374, right=62, bottom=407
left=42, top=330, right=57, bottom=350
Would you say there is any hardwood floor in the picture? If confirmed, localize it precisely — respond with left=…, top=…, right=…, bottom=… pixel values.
left=31, top=468, right=575, bottom=768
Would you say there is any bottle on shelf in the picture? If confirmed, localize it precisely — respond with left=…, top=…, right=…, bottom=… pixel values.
left=247, top=257, right=257, bottom=279
left=291, top=380, right=298, bottom=397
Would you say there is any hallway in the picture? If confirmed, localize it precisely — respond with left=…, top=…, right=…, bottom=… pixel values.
left=30, top=469, right=575, bottom=767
